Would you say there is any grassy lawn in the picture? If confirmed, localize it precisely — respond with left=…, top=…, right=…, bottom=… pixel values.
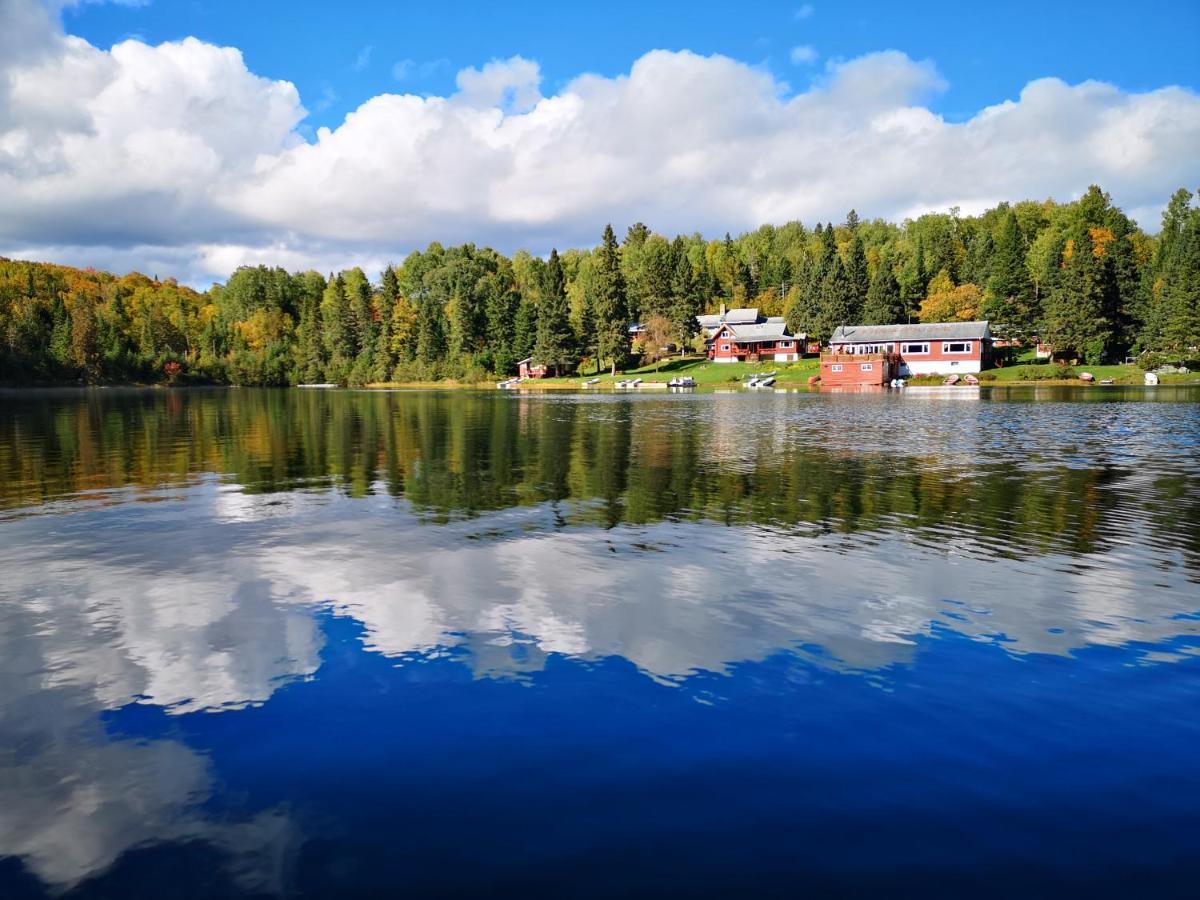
left=528, top=355, right=821, bottom=387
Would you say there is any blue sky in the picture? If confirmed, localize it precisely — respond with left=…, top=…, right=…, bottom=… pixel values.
left=65, top=0, right=1200, bottom=131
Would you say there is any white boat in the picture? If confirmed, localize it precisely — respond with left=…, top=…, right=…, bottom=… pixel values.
left=757, top=376, right=775, bottom=387
left=668, top=376, right=696, bottom=388
left=582, top=378, right=600, bottom=386
left=297, top=383, right=338, bottom=389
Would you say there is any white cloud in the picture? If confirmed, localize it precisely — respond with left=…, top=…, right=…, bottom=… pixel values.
left=790, top=44, right=818, bottom=65
left=794, top=4, right=815, bottom=20
left=352, top=44, right=371, bottom=72
left=1, top=0, right=1199, bottom=283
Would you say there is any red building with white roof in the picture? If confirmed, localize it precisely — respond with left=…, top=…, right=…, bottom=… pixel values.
left=697, top=306, right=807, bottom=363
left=821, top=321, right=992, bottom=386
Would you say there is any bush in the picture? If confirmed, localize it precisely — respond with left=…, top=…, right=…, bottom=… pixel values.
left=1136, top=351, right=1172, bottom=371
left=1015, top=363, right=1075, bottom=381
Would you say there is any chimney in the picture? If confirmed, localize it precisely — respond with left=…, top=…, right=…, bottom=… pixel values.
left=719, top=302, right=727, bottom=319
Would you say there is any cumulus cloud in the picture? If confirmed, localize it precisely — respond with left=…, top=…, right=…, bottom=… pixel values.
left=1, top=0, right=1199, bottom=283
left=790, top=44, right=818, bottom=65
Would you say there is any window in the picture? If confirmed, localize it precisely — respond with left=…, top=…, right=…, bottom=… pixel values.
left=943, top=341, right=972, bottom=354
left=719, top=343, right=730, bottom=351
left=861, top=363, right=873, bottom=372
left=902, top=342, right=929, bottom=355
left=831, top=364, right=843, bottom=372
left=856, top=343, right=889, bottom=354
left=779, top=340, right=793, bottom=348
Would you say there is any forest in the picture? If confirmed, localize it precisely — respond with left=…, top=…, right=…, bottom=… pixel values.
left=1, top=184, right=1198, bottom=385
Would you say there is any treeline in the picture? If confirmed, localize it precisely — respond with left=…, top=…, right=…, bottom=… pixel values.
left=2, top=185, right=1198, bottom=385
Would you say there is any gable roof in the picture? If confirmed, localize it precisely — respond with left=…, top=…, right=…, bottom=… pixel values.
left=830, top=321, right=991, bottom=343
left=724, top=307, right=759, bottom=324
left=725, top=321, right=804, bottom=343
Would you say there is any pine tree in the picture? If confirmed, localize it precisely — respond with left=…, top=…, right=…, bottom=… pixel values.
left=594, top=224, right=628, bottom=375
left=846, top=233, right=869, bottom=306
left=415, top=293, right=446, bottom=368
left=861, top=260, right=904, bottom=325
left=372, top=265, right=399, bottom=381
left=983, top=210, right=1034, bottom=332
left=533, top=249, right=577, bottom=375
left=321, top=274, right=354, bottom=379
left=483, top=271, right=519, bottom=375
left=50, top=295, right=73, bottom=369
left=1041, top=229, right=1117, bottom=364
left=668, top=237, right=702, bottom=353
left=513, top=294, right=538, bottom=363
left=812, top=255, right=857, bottom=341
left=1158, top=196, right=1200, bottom=355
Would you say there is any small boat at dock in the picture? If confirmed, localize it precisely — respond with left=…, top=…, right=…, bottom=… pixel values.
left=943, top=374, right=960, bottom=386
left=668, top=376, right=696, bottom=388
left=582, top=378, right=600, bottom=387
left=964, top=374, right=980, bottom=386
left=298, top=383, right=338, bottom=389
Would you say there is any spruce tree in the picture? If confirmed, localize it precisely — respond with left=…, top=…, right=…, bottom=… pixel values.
left=812, top=255, right=857, bottom=342
left=861, top=261, right=904, bottom=325
left=1041, top=229, right=1117, bottom=364
left=846, top=233, right=869, bottom=306
left=984, top=210, right=1034, bottom=331
left=321, top=274, right=354, bottom=378
left=1159, top=197, right=1200, bottom=355
left=668, top=238, right=702, bottom=353
left=594, top=224, right=629, bottom=375
left=533, top=249, right=577, bottom=375
left=415, top=293, right=446, bottom=369
left=513, top=294, right=538, bottom=362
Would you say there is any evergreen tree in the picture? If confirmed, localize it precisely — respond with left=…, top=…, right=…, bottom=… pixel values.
left=594, top=224, right=629, bottom=375
left=861, top=261, right=904, bottom=325
left=320, top=274, right=354, bottom=380
left=513, top=294, right=538, bottom=363
left=483, top=269, right=519, bottom=375
left=811, top=255, right=857, bottom=342
left=845, top=233, right=869, bottom=305
left=1158, top=195, right=1200, bottom=354
left=1041, top=229, right=1117, bottom=364
left=49, top=295, right=73, bottom=369
left=297, top=281, right=325, bottom=384
left=668, top=237, right=702, bottom=353
left=372, top=265, right=399, bottom=381
left=983, top=210, right=1035, bottom=331
left=533, top=249, right=577, bottom=375
left=415, top=293, right=446, bottom=369
left=899, top=238, right=927, bottom=323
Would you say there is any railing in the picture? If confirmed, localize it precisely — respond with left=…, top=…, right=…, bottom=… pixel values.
left=820, top=351, right=900, bottom=364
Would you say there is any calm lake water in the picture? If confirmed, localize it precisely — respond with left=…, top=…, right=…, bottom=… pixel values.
left=2, top=386, right=1200, bottom=898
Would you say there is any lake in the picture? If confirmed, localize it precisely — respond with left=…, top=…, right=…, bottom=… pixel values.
left=2, top=386, right=1199, bottom=898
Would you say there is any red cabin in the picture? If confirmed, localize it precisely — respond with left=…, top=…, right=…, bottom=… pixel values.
left=708, top=319, right=805, bottom=364
left=517, top=357, right=548, bottom=379
left=825, top=321, right=992, bottom=380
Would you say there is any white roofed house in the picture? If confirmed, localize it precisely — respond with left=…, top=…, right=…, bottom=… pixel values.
left=708, top=317, right=806, bottom=363
left=696, top=305, right=761, bottom=338
left=826, top=321, right=993, bottom=381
